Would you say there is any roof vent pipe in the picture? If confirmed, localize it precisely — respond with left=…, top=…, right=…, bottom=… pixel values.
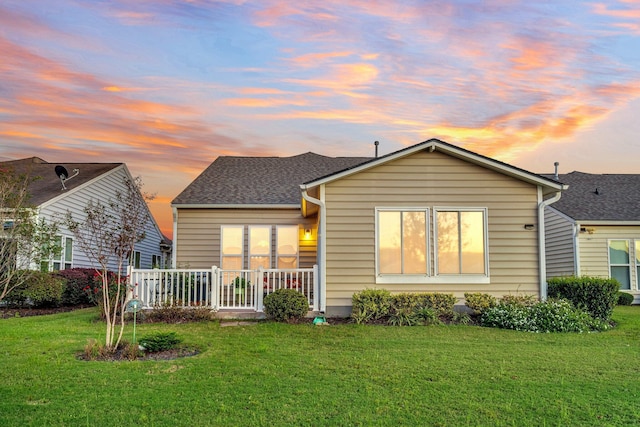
left=554, top=162, right=559, bottom=181
left=374, top=141, right=380, bottom=158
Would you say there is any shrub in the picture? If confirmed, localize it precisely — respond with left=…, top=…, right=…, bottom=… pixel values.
left=481, top=298, right=610, bottom=333
left=263, top=289, right=309, bottom=322
left=501, top=293, right=537, bottom=307
left=388, top=306, right=419, bottom=326
left=420, top=293, right=457, bottom=317
left=414, top=307, right=443, bottom=326
left=142, top=303, right=215, bottom=323
left=5, top=271, right=64, bottom=307
left=55, top=268, right=101, bottom=306
left=464, top=293, right=497, bottom=315
left=139, top=332, right=182, bottom=353
left=617, top=292, right=634, bottom=306
left=547, top=276, right=619, bottom=321
left=351, top=288, right=392, bottom=324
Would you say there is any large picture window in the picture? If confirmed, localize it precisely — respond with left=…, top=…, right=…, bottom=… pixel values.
left=377, top=209, right=427, bottom=275
left=435, top=209, right=486, bottom=275
left=609, top=240, right=630, bottom=290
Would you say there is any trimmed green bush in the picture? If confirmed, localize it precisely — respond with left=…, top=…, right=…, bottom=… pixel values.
left=617, top=292, right=634, bottom=306
left=263, top=288, right=309, bottom=322
left=464, top=292, right=497, bottom=315
left=547, top=276, right=619, bottom=321
left=351, top=288, right=392, bottom=324
left=481, top=298, right=610, bottom=333
left=501, top=293, right=537, bottom=307
left=139, top=332, right=182, bottom=353
left=5, top=271, right=64, bottom=307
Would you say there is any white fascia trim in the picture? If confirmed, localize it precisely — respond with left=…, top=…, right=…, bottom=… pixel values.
left=171, top=203, right=300, bottom=209
left=38, top=164, right=126, bottom=210
left=573, top=220, right=640, bottom=226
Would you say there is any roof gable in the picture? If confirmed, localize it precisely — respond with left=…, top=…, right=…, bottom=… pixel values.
left=545, top=171, right=640, bottom=221
left=302, top=139, right=566, bottom=195
left=172, top=152, right=371, bottom=206
left=1, top=157, right=122, bottom=206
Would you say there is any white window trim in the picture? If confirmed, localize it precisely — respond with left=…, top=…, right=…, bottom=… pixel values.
left=608, top=239, right=631, bottom=290
left=375, top=206, right=490, bottom=285
left=433, top=207, right=489, bottom=281
left=375, top=207, right=430, bottom=281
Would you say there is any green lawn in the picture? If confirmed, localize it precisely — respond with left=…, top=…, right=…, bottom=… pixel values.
left=1, top=307, right=639, bottom=427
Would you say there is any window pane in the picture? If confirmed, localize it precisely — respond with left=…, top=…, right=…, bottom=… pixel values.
left=461, top=211, right=485, bottom=274
left=437, top=211, right=460, bottom=274
left=277, top=256, right=297, bottom=269
left=277, top=226, right=298, bottom=255
left=379, top=211, right=401, bottom=274
left=609, top=240, right=629, bottom=264
left=611, top=266, right=630, bottom=290
left=277, top=226, right=298, bottom=269
left=222, top=256, right=242, bottom=270
left=250, top=256, right=270, bottom=269
left=250, top=227, right=270, bottom=255
left=222, top=227, right=243, bottom=255
left=64, top=238, right=73, bottom=262
left=403, top=211, right=426, bottom=274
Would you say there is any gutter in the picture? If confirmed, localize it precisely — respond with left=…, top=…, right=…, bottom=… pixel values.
left=300, top=185, right=326, bottom=312
left=538, top=189, right=563, bottom=300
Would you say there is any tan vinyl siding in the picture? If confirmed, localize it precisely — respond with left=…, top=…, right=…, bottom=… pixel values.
left=577, top=226, right=640, bottom=278
left=544, top=208, right=576, bottom=278
left=323, top=150, right=541, bottom=311
left=174, top=208, right=317, bottom=269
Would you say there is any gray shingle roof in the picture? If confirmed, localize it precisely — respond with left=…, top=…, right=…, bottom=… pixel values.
left=546, top=171, right=640, bottom=221
left=1, top=157, right=122, bottom=206
left=172, top=152, right=371, bottom=205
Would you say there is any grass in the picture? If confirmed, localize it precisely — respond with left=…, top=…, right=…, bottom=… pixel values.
left=0, top=307, right=639, bottom=426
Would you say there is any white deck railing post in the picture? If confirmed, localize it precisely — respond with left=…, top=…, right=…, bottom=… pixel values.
left=211, top=266, right=219, bottom=310
left=256, top=267, right=264, bottom=312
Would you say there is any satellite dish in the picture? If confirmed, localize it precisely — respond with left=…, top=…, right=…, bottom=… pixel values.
left=55, top=165, right=68, bottom=179
left=54, top=165, right=79, bottom=190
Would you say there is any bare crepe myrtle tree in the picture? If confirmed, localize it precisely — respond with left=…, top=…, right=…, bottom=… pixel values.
left=66, top=176, right=154, bottom=350
left=0, top=166, right=60, bottom=303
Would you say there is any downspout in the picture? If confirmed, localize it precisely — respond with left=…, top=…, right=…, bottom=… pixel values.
left=300, top=185, right=326, bottom=312
left=538, top=189, right=563, bottom=300
left=171, top=206, right=178, bottom=269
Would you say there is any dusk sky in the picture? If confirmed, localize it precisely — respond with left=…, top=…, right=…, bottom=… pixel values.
left=1, top=0, right=639, bottom=237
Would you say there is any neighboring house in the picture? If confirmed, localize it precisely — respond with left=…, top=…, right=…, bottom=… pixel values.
left=544, top=171, right=640, bottom=304
left=172, top=139, right=566, bottom=316
left=1, top=157, right=170, bottom=272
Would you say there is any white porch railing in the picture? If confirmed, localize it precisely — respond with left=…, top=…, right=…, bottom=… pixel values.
left=129, top=265, right=318, bottom=312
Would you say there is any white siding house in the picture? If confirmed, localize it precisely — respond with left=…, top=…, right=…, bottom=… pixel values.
left=2, top=157, right=170, bottom=273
